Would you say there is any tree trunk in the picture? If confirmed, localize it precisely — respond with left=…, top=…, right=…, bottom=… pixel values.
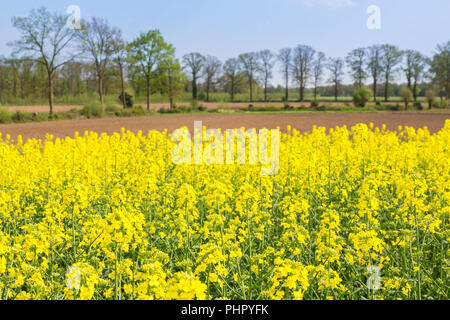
left=98, top=76, right=104, bottom=104
left=192, top=76, right=197, bottom=100
left=119, top=63, right=126, bottom=108
left=285, top=71, right=289, bottom=101
left=314, top=86, right=317, bottom=100
left=373, top=79, right=377, bottom=102
left=384, top=74, right=389, bottom=102
left=264, top=82, right=268, bottom=102
left=48, top=72, right=54, bottom=115
left=146, top=75, right=151, bottom=111
left=335, top=84, right=338, bottom=102
left=249, top=76, right=253, bottom=102
left=300, top=82, right=304, bottom=102
left=413, top=81, right=417, bottom=101
left=206, top=81, right=210, bottom=102
left=230, top=78, right=235, bottom=102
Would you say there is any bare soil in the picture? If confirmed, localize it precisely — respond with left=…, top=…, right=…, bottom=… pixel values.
left=0, top=110, right=449, bottom=142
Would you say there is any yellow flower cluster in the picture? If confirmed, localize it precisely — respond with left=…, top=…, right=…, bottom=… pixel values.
left=0, top=121, right=448, bottom=300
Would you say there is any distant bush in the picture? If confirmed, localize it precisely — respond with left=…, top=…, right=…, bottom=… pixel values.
left=82, top=102, right=105, bottom=119
left=120, top=109, right=134, bottom=117
left=118, top=92, right=133, bottom=108
left=426, top=90, right=435, bottom=109
left=0, top=106, right=11, bottom=124
left=38, top=113, right=49, bottom=122
left=12, top=111, right=25, bottom=122
left=352, top=86, right=373, bottom=108
left=105, top=105, right=121, bottom=116
left=197, top=92, right=206, bottom=101
left=439, top=100, right=448, bottom=109
left=312, top=105, right=326, bottom=111
left=132, top=106, right=145, bottom=116
left=413, top=101, right=423, bottom=110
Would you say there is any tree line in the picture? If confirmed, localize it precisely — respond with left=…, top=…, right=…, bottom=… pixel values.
left=0, top=7, right=449, bottom=114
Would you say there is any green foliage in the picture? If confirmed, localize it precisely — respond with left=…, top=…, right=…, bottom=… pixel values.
left=400, top=87, right=413, bottom=109
left=311, top=99, right=320, bottom=108
left=197, top=92, right=206, bottom=101
left=105, top=105, right=122, bottom=116
left=413, top=101, right=423, bottom=110
left=352, top=86, right=373, bottom=107
left=120, top=109, right=134, bottom=117
left=132, top=106, right=145, bottom=116
left=118, top=92, right=134, bottom=108
left=81, top=102, right=105, bottom=119
left=0, top=106, right=11, bottom=124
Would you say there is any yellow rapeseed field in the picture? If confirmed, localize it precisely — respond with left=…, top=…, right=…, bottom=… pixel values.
left=0, top=122, right=448, bottom=300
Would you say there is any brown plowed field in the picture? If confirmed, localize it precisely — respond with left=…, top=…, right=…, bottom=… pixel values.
left=0, top=110, right=449, bottom=141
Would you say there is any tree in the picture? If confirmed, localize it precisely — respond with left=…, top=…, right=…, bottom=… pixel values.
left=10, top=7, right=79, bottom=114
left=111, top=34, right=128, bottom=109
left=291, top=45, right=315, bottom=101
left=159, top=56, right=187, bottom=110
left=182, top=52, right=205, bottom=101
left=238, top=52, right=260, bottom=102
left=79, top=17, right=120, bottom=104
left=400, top=86, right=412, bottom=110
left=327, top=58, right=344, bottom=102
left=278, top=48, right=292, bottom=102
left=128, top=30, right=173, bottom=110
left=366, top=45, right=383, bottom=102
left=430, top=41, right=450, bottom=101
left=346, top=48, right=367, bottom=88
left=312, top=52, right=326, bottom=100
left=258, top=50, right=275, bottom=102
left=407, top=51, right=427, bottom=101
left=203, top=55, right=222, bottom=102
left=380, top=44, right=403, bottom=101
left=223, top=58, right=242, bottom=102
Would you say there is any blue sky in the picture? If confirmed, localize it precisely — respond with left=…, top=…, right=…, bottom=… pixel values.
left=1, top=0, right=449, bottom=84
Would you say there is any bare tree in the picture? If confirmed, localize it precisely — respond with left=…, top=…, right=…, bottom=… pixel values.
left=327, top=58, right=344, bottom=102
left=312, top=52, right=326, bottom=100
left=380, top=44, right=403, bottom=101
left=346, top=48, right=367, bottom=88
left=366, top=45, right=383, bottom=102
left=278, top=48, right=292, bottom=102
left=238, top=52, right=260, bottom=102
left=182, top=52, right=205, bottom=101
left=404, top=50, right=427, bottom=101
left=258, top=50, right=275, bottom=102
left=223, top=58, right=242, bottom=102
left=79, top=17, right=120, bottom=104
left=10, top=7, right=79, bottom=113
left=291, top=45, right=315, bottom=101
left=203, top=55, right=222, bottom=102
